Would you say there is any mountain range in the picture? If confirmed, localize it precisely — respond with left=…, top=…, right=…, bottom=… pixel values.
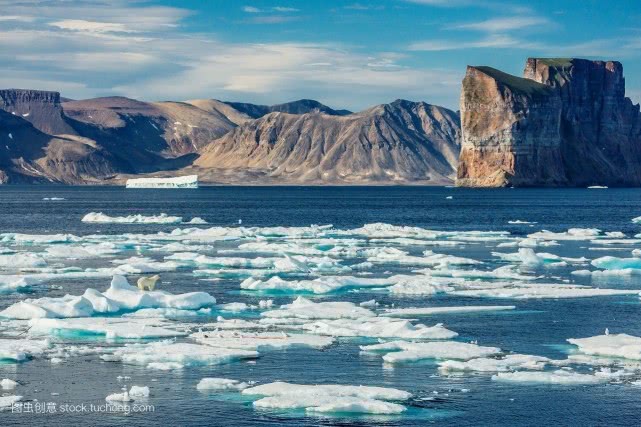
left=0, top=89, right=460, bottom=184
left=2, top=57, right=641, bottom=186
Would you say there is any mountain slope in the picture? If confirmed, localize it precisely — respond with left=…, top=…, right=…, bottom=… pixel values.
left=193, top=99, right=460, bottom=184
left=223, top=99, right=352, bottom=119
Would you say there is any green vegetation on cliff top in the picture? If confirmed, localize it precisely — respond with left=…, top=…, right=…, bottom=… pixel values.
left=471, top=66, right=553, bottom=98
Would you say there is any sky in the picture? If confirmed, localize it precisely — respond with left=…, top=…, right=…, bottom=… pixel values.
left=1, top=0, right=641, bottom=111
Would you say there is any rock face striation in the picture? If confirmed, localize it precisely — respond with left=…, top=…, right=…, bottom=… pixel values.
left=193, top=100, right=460, bottom=184
left=457, top=58, right=641, bottom=187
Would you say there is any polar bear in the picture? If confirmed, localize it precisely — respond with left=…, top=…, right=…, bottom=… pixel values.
left=137, top=274, right=160, bottom=292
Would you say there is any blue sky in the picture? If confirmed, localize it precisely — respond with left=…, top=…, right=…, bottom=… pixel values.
left=2, top=0, right=641, bottom=110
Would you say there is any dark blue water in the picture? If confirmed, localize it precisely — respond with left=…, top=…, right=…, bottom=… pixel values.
left=1, top=186, right=641, bottom=426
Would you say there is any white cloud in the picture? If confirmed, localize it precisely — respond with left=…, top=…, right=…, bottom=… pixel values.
left=409, top=34, right=531, bottom=51
left=49, top=19, right=135, bottom=33
left=242, top=6, right=261, bottom=13
left=451, top=16, right=550, bottom=32
left=273, top=6, right=300, bottom=12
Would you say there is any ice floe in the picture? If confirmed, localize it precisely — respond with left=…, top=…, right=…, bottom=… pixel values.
left=568, top=333, right=641, bottom=360
left=0, top=339, right=50, bottom=362
left=191, top=330, right=334, bottom=351
left=242, top=382, right=412, bottom=414
left=240, top=276, right=391, bottom=294
left=82, top=212, right=184, bottom=224
left=0, top=379, right=19, bottom=389
left=491, top=369, right=609, bottom=385
left=360, top=340, right=501, bottom=363
left=383, top=305, right=516, bottom=317
left=439, top=354, right=549, bottom=372
left=0, top=275, right=216, bottom=319
left=197, top=378, right=250, bottom=391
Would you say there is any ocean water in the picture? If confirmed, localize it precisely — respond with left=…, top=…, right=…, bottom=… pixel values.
left=1, top=186, right=641, bottom=426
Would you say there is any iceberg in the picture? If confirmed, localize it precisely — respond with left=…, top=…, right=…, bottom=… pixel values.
left=197, top=378, right=250, bottom=391
left=240, top=276, right=392, bottom=294
left=568, top=333, right=641, bottom=360
left=126, top=175, right=198, bottom=189
left=0, top=339, right=50, bottom=363
left=0, top=379, right=19, bottom=390
left=81, top=212, right=183, bottom=224
left=191, top=330, right=334, bottom=351
left=360, top=340, right=501, bottom=363
left=28, top=317, right=186, bottom=340
left=383, top=305, right=516, bottom=317
left=438, top=354, right=549, bottom=372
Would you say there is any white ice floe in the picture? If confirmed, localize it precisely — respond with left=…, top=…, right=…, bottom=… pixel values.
left=106, top=389, right=132, bottom=402
left=0, top=275, right=216, bottom=319
left=0, top=395, right=22, bottom=408
left=42, top=197, right=64, bottom=201
left=438, top=354, right=549, bottom=372
left=491, top=369, right=609, bottom=385
left=450, top=282, right=641, bottom=299
left=383, top=305, right=516, bottom=317
left=300, top=318, right=457, bottom=340
left=508, top=220, right=537, bottom=225
left=367, top=248, right=481, bottom=268
left=28, top=317, right=186, bottom=339
left=568, top=333, right=641, bottom=360
left=240, top=276, right=391, bottom=294
left=0, top=339, right=50, bottom=362
left=191, top=330, right=334, bottom=351
left=527, top=228, right=604, bottom=241
left=242, top=382, right=411, bottom=415
left=0, top=379, right=19, bottom=389
left=261, top=297, right=375, bottom=320
left=82, top=212, right=183, bottom=224
left=360, top=340, right=501, bottom=363
left=187, top=217, right=208, bottom=224
left=129, top=385, right=150, bottom=398
left=0, top=253, right=47, bottom=269
left=197, top=378, right=249, bottom=391
left=492, top=248, right=586, bottom=267
left=125, top=175, right=198, bottom=189
left=387, top=276, right=458, bottom=296
left=107, top=340, right=258, bottom=369
left=0, top=275, right=41, bottom=293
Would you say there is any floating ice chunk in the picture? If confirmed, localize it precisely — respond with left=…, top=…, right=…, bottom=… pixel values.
left=110, top=256, right=182, bottom=274
left=450, top=282, right=641, bottom=299
left=367, top=248, right=481, bottom=268
left=0, top=275, right=41, bottom=293
left=261, top=297, right=375, bottom=320
left=1, top=275, right=216, bottom=319
left=568, top=333, right=641, bottom=360
left=383, top=305, right=516, bottom=317
left=301, top=318, right=457, bottom=339
left=192, top=330, right=334, bottom=351
left=129, top=386, right=150, bottom=398
left=241, top=276, right=391, bottom=294
left=528, top=228, right=602, bottom=241
left=109, top=340, right=258, bottom=369
left=492, top=248, right=585, bottom=267
left=125, top=175, right=198, bottom=189
left=0, top=253, right=47, bottom=268
left=197, top=378, right=249, bottom=391
left=0, top=339, right=50, bottom=362
left=0, top=233, right=81, bottom=244
left=387, top=275, right=457, bottom=296
left=42, top=197, right=64, bottom=201
left=187, top=217, right=208, bottom=224
left=28, top=317, right=186, bottom=339
left=517, top=238, right=559, bottom=248
left=0, top=395, right=22, bottom=408
left=106, top=389, right=131, bottom=402
left=360, top=299, right=378, bottom=308
left=45, top=243, right=121, bottom=259
left=242, top=382, right=411, bottom=415
left=0, top=379, right=19, bottom=389
left=438, top=354, right=549, bottom=372
left=360, top=340, right=501, bottom=363
left=491, top=369, right=608, bottom=385
left=508, top=220, right=537, bottom=224
left=82, top=212, right=183, bottom=224
left=218, top=302, right=250, bottom=312
left=591, top=256, right=641, bottom=270
left=588, top=186, right=608, bottom=189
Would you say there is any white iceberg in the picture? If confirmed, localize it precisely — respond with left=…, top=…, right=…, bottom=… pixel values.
left=126, top=175, right=198, bottom=189
left=568, top=333, right=641, bottom=360
left=360, top=340, right=501, bottom=363
left=82, top=212, right=183, bottom=224
left=491, top=369, right=608, bottom=385
left=438, top=354, right=549, bottom=372
left=197, top=378, right=249, bottom=391
left=383, top=305, right=516, bottom=317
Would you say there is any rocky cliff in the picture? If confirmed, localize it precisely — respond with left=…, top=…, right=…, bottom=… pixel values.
left=457, top=58, right=641, bottom=187
left=193, top=99, right=460, bottom=184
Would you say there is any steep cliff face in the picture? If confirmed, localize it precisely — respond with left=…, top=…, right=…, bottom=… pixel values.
left=524, top=58, right=641, bottom=186
left=0, top=89, right=77, bottom=136
left=457, top=66, right=565, bottom=187
left=194, top=100, right=460, bottom=184
left=457, top=58, right=641, bottom=187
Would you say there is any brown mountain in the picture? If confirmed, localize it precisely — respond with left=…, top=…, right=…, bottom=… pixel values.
left=192, top=99, right=460, bottom=184
left=457, top=58, right=641, bottom=187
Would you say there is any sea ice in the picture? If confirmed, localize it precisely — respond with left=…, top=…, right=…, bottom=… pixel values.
left=0, top=339, right=50, bottom=362
left=242, top=382, right=411, bottom=414
left=438, top=354, right=549, bottom=372
left=197, top=378, right=249, bottom=391
left=240, top=276, right=392, bottom=294
left=0, top=395, right=22, bottom=408
left=360, top=340, right=501, bottom=363
left=0, top=379, right=19, bottom=389
left=591, top=256, right=641, bottom=271
left=191, top=330, right=334, bottom=351
left=568, top=333, right=641, bottom=360
left=300, top=318, right=458, bottom=339
left=491, top=369, right=608, bottom=385
left=261, top=297, right=375, bottom=320
left=383, top=305, right=516, bottom=317
left=28, top=317, right=186, bottom=339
